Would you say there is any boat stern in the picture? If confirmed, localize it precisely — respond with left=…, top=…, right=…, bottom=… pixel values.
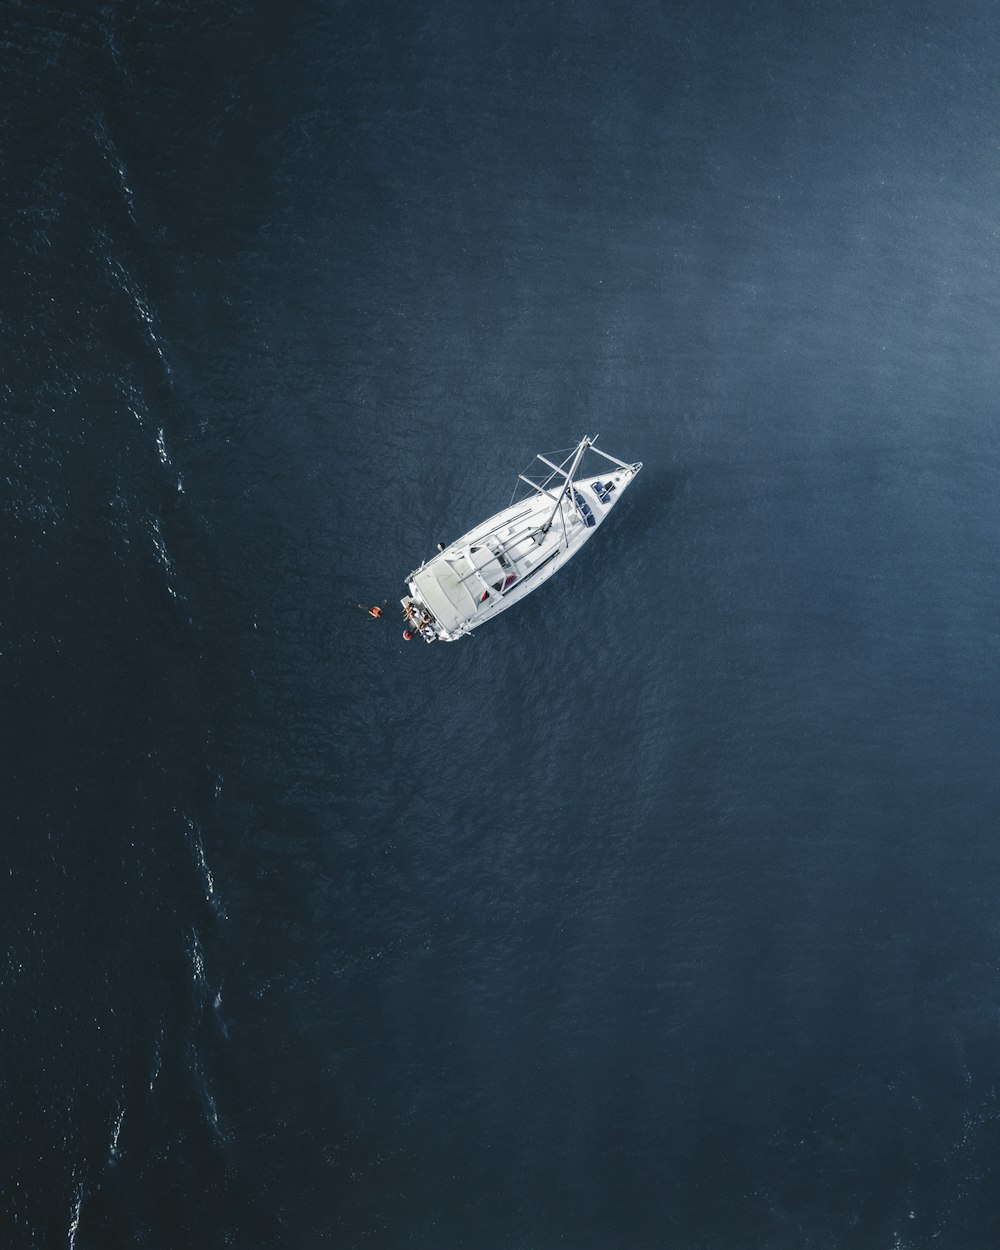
left=401, top=593, right=440, bottom=642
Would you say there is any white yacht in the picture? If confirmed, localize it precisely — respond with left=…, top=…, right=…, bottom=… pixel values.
left=401, top=435, right=642, bottom=642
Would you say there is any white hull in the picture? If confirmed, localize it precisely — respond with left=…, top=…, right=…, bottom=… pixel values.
left=402, top=437, right=641, bottom=642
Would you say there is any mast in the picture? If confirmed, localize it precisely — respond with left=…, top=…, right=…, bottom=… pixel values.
left=540, top=436, right=592, bottom=535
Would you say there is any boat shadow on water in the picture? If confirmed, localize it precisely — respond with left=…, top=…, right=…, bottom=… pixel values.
left=495, top=463, right=676, bottom=642
left=611, top=465, right=673, bottom=541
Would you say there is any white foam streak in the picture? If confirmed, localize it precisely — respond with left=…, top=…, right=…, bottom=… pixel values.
left=185, top=815, right=214, bottom=901
left=109, top=1105, right=125, bottom=1162
left=67, top=1182, right=83, bottom=1250
left=149, top=516, right=180, bottom=599
left=149, top=1028, right=163, bottom=1092
left=94, top=116, right=136, bottom=223
left=190, top=928, right=206, bottom=985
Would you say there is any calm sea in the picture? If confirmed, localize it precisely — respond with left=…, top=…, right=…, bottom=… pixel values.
left=5, top=2, right=1000, bottom=1247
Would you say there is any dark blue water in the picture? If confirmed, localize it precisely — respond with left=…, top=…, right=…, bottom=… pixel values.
left=5, top=2, right=1000, bottom=1246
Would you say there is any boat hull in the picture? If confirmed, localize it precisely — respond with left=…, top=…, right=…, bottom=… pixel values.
left=402, top=443, right=641, bottom=642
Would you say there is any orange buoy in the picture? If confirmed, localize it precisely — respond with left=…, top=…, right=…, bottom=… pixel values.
left=403, top=629, right=413, bottom=640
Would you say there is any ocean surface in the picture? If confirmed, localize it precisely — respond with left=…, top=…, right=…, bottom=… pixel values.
left=5, top=2, right=1000, bottom=1247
